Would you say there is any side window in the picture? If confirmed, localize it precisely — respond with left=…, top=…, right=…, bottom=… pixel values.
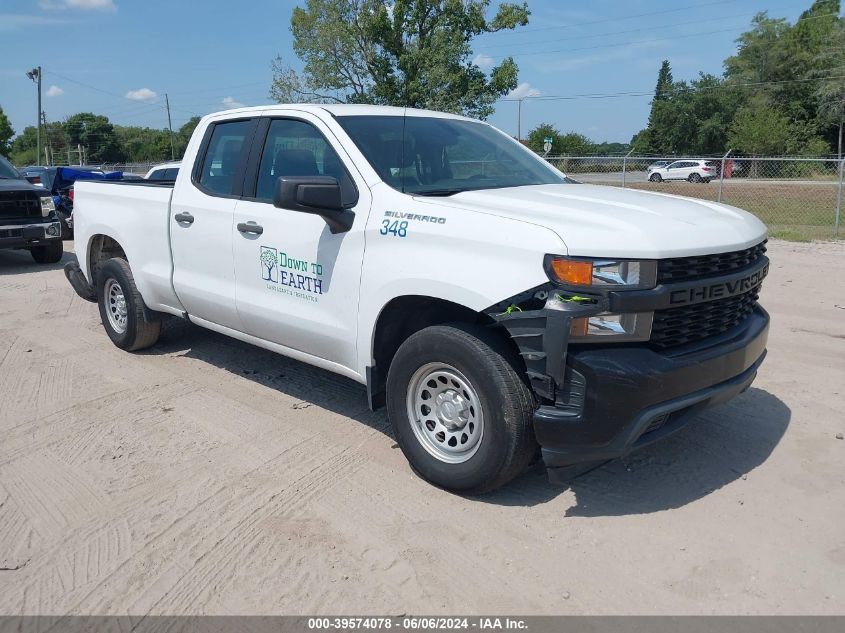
left=149, top=169, right=166, bottom=180
left=197, top=120, right=251, bottom=196
left=164, top=168, right=179, bottom=179
left=254, top=119, right=356, bottom=206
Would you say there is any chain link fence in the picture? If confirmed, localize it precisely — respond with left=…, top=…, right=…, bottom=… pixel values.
left=544, top=155, right=844, bottom=241
left=90, top=156, right=845, bottom=241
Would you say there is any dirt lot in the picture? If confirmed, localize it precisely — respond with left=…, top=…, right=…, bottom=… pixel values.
left=0, top=240, right=843, bottom=615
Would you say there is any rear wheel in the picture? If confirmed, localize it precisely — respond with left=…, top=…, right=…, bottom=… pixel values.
left=30, top=241, right=64, bottom=264
left=688, top=173, right=702, bottom=183
left=386, top=323, right=537, bottom=494
left=649, top=173, right=662, bottom=182
left=97, top=258, right=161, bottom=351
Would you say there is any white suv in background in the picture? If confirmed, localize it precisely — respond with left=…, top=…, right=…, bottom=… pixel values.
left=648, top=159, right=718, bottom=183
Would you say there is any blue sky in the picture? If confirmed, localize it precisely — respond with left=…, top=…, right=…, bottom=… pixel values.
left=0, top=0, right=812, bottom=145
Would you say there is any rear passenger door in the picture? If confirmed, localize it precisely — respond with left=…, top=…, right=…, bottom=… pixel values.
left=231, top=114, right=370, bottom=370
left=170, top=117, right=258, bottom=329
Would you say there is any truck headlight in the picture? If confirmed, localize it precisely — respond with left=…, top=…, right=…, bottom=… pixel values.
left=568, top=312, right=653, bottom=342
left=545, top=256, right=657, bottom=289
left=40, top=196, right=55, bottom=217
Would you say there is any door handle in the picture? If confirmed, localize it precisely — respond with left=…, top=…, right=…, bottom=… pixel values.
left=237, top=222, right=264, bottom=235
left=174, top=212, right=194, bottom=225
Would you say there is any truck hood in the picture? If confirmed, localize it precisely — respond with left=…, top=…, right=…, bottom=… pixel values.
left=0, top=178, right=44, bottom=194
left=420, top=184, right=768, bottom=258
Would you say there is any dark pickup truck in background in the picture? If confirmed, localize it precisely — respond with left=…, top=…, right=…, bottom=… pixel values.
left=0, top=154, right=64, bottom=264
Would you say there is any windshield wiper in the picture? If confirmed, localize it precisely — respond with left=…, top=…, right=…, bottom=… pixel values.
left=410, top=188, right=467, bottom=197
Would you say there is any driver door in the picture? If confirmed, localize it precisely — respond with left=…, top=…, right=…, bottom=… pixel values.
left=232, top=114, right=370, bottom=371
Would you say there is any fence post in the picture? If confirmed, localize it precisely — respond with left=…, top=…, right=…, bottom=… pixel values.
left=835, top=157, right=844, bottom=237
left=717, top=149, right=732, bottom=204
left=621, top=149, right=633, bottom=188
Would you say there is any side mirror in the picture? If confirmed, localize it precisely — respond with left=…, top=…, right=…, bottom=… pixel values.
left=273, top=176, right=354, bottom=234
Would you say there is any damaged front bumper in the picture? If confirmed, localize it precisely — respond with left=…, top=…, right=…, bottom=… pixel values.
left=492, top=258, right=770, bottom=484
left=537, top=308, right=768, bottom=483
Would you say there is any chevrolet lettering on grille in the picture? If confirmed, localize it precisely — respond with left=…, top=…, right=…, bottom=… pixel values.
left=668, top=261, right=769, bottom=307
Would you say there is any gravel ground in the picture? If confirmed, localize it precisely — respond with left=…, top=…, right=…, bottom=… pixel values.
left=0, top=240, right=843, bottom=615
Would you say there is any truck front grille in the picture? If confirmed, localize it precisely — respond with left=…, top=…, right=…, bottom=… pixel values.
left=0, top=191, right=41, bottom=220
left=647, top=241, right=767, bottom=349
left=657, top=241, right=767, bottom=284
left=650, top=285, right=760, bottom=349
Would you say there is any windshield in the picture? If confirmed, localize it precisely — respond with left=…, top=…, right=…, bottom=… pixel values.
left=0, top=155, right=21, bottom=179
left=336, top=115, right=567, bottom=195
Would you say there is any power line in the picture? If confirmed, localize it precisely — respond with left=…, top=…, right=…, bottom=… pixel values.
left=488, top=11, right=841, bottom=61
left=479, top=0, right=738, bottom=38
left=476, top=11, right=761, bottom=51
left=499, top=74, right=845, bottom=103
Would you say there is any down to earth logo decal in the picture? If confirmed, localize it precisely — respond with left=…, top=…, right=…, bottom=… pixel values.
left=260, top=245, right=324, bottom=303
left=260, top=246, right=278, bottom=283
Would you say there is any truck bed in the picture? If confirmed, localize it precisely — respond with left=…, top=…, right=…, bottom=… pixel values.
left=73, top=180, right=181, bottom=314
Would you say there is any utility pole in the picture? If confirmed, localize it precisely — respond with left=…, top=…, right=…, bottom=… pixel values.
left=41, top=111, right=51, bottom=166
left=517, top=98, right=523, bottom=142
left=26, top=67, right=42, bottom=165
left=165, top=93, right=175, bottom=160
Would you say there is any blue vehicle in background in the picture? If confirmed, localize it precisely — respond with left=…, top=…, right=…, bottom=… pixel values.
left=42, top=167, right=125, bottom=239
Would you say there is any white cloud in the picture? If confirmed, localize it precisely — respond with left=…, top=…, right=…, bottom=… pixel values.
left=507, top=82, right=541, bottom=99
left=46, top=85, right=64, bottom=97
left=472, top=53, right=494, bottom=71
left=222, top=96, right=246, bottom=109
left=125, top=88, right=157, bottom=102
left=39, top=0, right=117, bottom=11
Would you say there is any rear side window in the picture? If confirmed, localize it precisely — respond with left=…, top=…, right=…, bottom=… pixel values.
left=164, top=168, right=179, bottom=179
left=197, top=120, right=251, bottom=195
left=148, top=169, right=167, bottom=180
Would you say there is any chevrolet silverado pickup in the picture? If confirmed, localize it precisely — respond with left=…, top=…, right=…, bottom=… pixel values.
left=0, top=154, right=64, bottom=263
left=64, top=105, right=770, bottom=493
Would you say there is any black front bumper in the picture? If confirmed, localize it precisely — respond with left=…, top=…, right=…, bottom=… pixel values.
left=0, top=221, right=63, bottom=250
left=536, top=306, right=769, bottom=482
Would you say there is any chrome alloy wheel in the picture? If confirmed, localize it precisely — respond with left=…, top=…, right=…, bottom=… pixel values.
left=406, top=362, right=484, bottom=464
left=104, top=278, right=128, bottom=334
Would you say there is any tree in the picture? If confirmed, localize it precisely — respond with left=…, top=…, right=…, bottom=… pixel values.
left=640, top=60, right=675, bottom=154
left=729, top=105, right=791, bottom=155
left=65, top=112, right=126, bottom=163
left=0, top=106, right=14, bottom=158
left=178, top=116, right=201, bottom=153
left=270, top=0, right=530, bottom=119
left=526, top=124, right=593, bottom=155
left=526, top=123, right=560, bottom=154
left=814, top=20, right=845, bottom=157
left=9, top=125, right=38, bottom=165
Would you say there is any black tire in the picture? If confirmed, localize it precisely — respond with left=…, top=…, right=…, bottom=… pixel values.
left=386, top=323, right=537, bottom=494
left=689, top=173, right=702, bottom=183
left=96, top=258, right=161, bottom=351
left=649, top=173, right=662, bottom=182
left=30, top=241, right=64, bottom=264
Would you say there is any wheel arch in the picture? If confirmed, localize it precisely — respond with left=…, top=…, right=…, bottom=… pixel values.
left=366, top=294, right=521, bottom=410
left=86, top=233, right=128, bottom=286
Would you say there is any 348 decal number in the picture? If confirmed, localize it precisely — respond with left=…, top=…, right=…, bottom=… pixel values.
left=380, top=220, right=408, bottom=237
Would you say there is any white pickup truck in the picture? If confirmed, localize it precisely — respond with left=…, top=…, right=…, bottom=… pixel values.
left=65, top=105, right=770, bottom=493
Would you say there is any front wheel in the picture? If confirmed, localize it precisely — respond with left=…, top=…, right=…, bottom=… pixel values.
left=386, top=324, right=537, bottom=494
left=30, top=241, right=64, bottom=264
left=97, top=258, right=161, bottom=351
left=649, top=173, right=662, bottom=182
